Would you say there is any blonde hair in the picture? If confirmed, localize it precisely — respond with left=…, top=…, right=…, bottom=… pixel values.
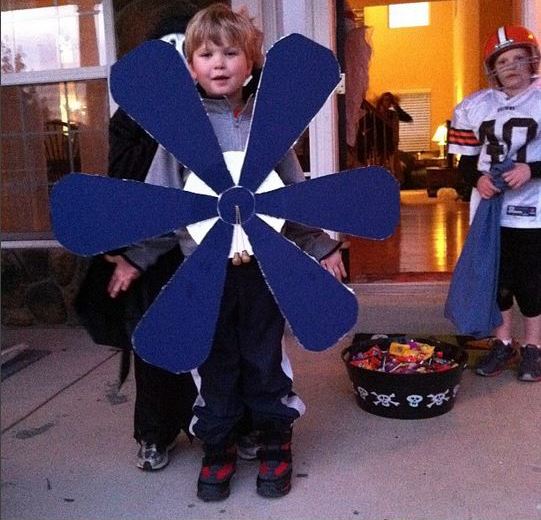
left=185, top=3, right=263, bottom=66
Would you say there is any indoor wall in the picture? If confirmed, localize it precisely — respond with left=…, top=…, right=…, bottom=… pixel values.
left=351, top=0, right=518, bottom=153
left=363, top=1, right=454, bottom=151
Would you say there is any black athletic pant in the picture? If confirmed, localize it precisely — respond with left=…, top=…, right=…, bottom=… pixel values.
left=191, top=261, right=303, bottom=447
left=133, top=353, right=196, bottom=450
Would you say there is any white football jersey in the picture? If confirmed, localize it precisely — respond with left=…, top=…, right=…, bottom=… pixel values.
left=449, top=82, right=541, bottom=228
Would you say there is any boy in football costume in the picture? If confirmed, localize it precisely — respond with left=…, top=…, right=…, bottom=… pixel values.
left=448, top=26, right=541, bottom=381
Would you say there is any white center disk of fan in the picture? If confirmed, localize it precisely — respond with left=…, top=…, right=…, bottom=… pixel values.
left=184, top=150, right=286, bottom=258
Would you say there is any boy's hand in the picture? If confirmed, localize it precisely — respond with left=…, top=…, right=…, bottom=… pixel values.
left=502, top=162, right=531, bottom=190
left=320, top=247, right=348, bottom=281
left=477, top=174, right=501, bottom=199
left=104, top=254, right=141, bottom=298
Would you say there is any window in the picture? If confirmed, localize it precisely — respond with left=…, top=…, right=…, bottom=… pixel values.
left=396, top=91, right=431, bottom=152
left=1, top=0, right=115, bottom=241
left=388, top=2, right=429, bottom=29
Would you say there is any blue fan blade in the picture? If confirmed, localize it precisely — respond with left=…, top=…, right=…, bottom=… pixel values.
left=110, top=40, right=233, bottom=194
left=51, top=173, right=217, bottom=255
left=240, top=34, right=340, bottom=191
left=244, top=216, right=358, bottom=351
left=256, top=166, right=400, bottom=239
left=133, top=219, right=233, bottom=373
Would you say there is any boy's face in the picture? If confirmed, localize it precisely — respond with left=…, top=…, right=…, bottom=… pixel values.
left=494, top=47, right=532, bottom=95
left=189, top=40, right=253, bottom=103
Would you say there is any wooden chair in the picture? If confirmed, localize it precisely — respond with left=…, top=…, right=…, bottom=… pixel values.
left=44, top=119, right=81, bottom=187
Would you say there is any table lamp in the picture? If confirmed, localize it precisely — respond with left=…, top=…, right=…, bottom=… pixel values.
left=432, top=123, right=448, bottom=159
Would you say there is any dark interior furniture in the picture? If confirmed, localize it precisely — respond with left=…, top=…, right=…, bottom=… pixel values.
left=44, top=119, right=81, bottom=188
left=426, top=166, right=460, bottom=197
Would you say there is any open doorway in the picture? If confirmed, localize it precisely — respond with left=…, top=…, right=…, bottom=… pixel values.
left=337, top=0, right=515, bottom=280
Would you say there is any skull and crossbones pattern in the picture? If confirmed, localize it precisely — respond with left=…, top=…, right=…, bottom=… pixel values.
left=356, top=386, right=369, bottom=400
left=371, top=391, right=400, bottom=407
left=426, top=389, right=451, bottom=408
left=406, top=394, right=424, bottom=407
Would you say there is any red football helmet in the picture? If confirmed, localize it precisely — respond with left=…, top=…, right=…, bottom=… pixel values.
left=483, top=26, right=540, bottom=85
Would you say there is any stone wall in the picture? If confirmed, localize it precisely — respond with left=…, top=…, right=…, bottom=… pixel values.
left=1, top=248, right=89, bottom=327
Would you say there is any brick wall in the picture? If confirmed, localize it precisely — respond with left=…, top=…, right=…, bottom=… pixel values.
left=1, top=248, right=88, bottom=327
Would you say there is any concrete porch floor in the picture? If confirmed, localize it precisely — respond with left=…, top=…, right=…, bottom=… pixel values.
left=1, top=283, right=540, bottom=520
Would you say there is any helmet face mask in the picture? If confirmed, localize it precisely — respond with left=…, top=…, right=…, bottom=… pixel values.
left=484, top=26, right=540, bottom=88
left=159, top=32, right=186, bottom=59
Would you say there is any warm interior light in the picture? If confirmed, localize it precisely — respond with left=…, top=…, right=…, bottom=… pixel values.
left=432, top=123, right=448, bottom=158
left=388, top=2, right=429, bottom=29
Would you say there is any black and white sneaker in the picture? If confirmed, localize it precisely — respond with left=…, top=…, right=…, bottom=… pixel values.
left=136, top=439, right=177, bottom=471
left=518, top=345, right=541, bottom=382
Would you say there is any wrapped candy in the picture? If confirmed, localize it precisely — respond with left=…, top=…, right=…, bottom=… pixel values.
left=349, top=340, right=458, bottom=374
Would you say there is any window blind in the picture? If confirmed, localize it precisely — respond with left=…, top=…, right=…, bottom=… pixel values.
left=396, top=91, right=431, bottom=152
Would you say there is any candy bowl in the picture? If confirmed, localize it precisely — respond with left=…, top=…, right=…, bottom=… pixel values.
left=341, top=334, right=468, bottom=419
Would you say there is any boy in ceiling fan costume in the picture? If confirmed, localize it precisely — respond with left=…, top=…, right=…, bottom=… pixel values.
left=105, top=4, right=347, bottom=502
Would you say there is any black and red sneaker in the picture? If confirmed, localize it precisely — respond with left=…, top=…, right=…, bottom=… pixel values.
left=197, top=445, right=237, bottom=502
left=256, top=429, right=293, bottom=498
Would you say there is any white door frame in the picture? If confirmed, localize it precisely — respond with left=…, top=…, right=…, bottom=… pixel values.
left=521, top=0, right=540, bottom=36
left=231, top=0, right=339, bottom=181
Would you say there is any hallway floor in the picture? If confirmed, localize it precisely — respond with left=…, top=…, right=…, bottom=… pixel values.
left=346, top=189, right=470, bottom=282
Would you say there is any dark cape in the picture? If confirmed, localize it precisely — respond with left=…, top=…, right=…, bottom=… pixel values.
left=74, top=108, right=185, bottom=381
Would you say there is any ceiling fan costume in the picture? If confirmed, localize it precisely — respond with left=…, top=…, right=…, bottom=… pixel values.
left=51, top=33, right=400, bottom=374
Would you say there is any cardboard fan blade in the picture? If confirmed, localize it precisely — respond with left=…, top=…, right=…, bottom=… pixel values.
left=244, top=216, right=358, bottom=351
left=133, top=219, right=233, bottom=373
left=51, top=173, right=217, bottom=255
left=256, top=166, right=400, bottom=240
left=110, top=40, right=233, bottom=195
left=239, top=34, right=340, bottom=191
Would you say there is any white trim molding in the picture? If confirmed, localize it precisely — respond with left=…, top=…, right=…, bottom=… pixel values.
left=521, top=0, right=540, bottom=38
left=231, top=0, right=282, bottom=50
left=232, top=0, right=339, bottom=181
left=304, top=0, right=339, bottom=180
left=1, top=66, right=110, bottom=87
